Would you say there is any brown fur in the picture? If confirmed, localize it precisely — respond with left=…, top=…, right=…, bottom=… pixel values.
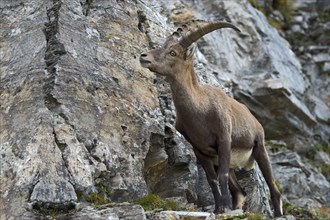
left=140, top=22, right=283, bottom=217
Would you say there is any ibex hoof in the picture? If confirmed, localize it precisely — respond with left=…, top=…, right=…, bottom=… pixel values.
left=220, top=206, right=229, bottom=213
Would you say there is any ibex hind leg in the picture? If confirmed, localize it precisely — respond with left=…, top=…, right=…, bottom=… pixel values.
left=252, top=135, right=283, bottom=217
left=228, top=169, right=246, bottom=210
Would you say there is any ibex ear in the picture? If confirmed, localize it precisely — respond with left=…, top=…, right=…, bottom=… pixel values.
left=184, top=43, right=197, bottom=60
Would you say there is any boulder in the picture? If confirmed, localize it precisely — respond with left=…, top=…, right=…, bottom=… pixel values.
left=269, top=147, right=330, bottom=208
left=22, top=203, right=146, bottom=220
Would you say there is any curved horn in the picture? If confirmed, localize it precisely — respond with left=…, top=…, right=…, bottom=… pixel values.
left=179, top=20, right=241, bottom=48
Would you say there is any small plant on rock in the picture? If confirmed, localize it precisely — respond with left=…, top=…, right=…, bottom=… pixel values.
left=135, top=194, right=186, bottom=211
left=85, top=192, right=110, bottom=205
left=283, top=202, right=330, bottom=219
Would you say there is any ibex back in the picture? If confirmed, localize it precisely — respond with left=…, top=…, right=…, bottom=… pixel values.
left=140, top=20, right=283, bottom=217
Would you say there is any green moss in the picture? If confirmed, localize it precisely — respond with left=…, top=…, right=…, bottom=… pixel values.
left=247, top=0, right=258, bottom=7
left=95, top=179, right=112, bottom=198
left=318, top=8, right=330, bottom=23
left=320, top=164, right=330, bottom=180
left=77, top=178, right=112, bottom=206
left=216, top=212, right=264, bottom=220
left=241, top=213, right=264, bottom=220
left=135, top=194, right=186, bottom=211
left=273, top=0, right=295, bottom=21
left=283, top=202, right=312, bottom=218
left=275, top=179, right=282, bottom=192
left=265, top=140, right=286, bottom=150
left=181, top=216, right=200, bottom=220
left=248, top=0, right=260, bottom=9
left=163, top=200, right=184, bottom=211
left=135, top=194, right=161, bottom=210
left=248, top=0, right=296, bottom=30
left=85, top=192, right=110, bottom=205
left=268, top=18, right=283, bottom=30
left=313, top=205, right=330, bottom=220
left=283, top=202, right=330, bottom=219
left=247, top=0, right=267, bottom=14
left=314, top=143, right=330, bottom=155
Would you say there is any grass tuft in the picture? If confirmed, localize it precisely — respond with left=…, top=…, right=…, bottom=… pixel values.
left=216, top=212, right=264, bottom=220
left=85, top=192, right=110, bottom=205
left=135, top=194, right=186, bottom=211
left=283, top=202, right=330, bottom=220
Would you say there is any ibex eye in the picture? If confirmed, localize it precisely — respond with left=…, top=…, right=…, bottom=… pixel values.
left=169, top=51, right=176, bottom=56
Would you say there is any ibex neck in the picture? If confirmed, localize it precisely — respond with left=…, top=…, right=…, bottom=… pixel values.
left=169, top=67, right=202, bottom=110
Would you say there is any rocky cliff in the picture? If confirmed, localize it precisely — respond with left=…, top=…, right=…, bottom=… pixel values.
left=0, top=0, right=329, bottom=219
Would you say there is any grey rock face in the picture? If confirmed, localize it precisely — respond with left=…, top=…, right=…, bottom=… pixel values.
left=69, top=204, right=146, bottom=220
left=1, top=0, right=329, bottom=219
left=22, top=203, right=146, bottom=220
left=283, top=0, right=330, bottom=149
left=1, top=0, right=155, bottom=218
left=270, top=147, right=330, bottom=208
left=236, top=168, right=272, bottom=216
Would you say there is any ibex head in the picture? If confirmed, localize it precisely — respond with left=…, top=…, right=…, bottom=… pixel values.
left=140, top=20, right=240, bottom=78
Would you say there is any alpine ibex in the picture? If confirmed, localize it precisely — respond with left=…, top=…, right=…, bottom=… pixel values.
left=140, top=20, right=283, bottom=217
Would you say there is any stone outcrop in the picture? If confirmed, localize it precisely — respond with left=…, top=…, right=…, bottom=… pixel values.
left=1, top=0, right=329, bottom=219
left=270, top=147, right=330, bottom=210
left=1, top=0, right=157, bottom=218
left=285, top=0, right=330, bottom=150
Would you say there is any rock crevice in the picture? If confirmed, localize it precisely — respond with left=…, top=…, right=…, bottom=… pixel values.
left=43, top=0, right=66, bottom=113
